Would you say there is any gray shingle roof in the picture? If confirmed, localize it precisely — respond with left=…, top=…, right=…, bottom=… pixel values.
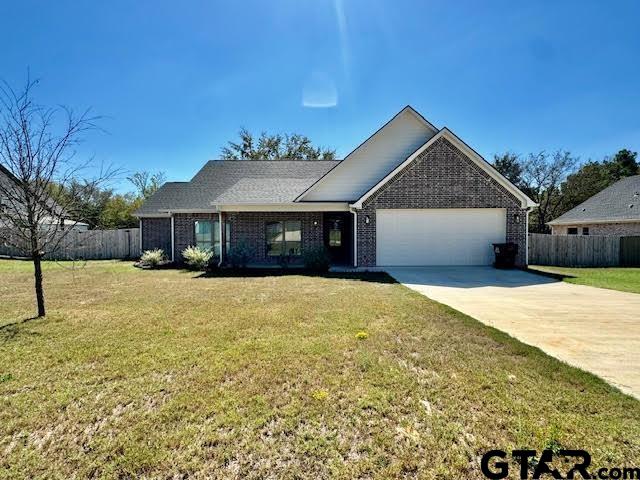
left=549, top=175, right=640, bottom=225
left=135, top=160, right=340, bottom=215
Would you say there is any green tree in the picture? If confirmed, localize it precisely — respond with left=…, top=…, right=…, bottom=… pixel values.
left=221, top=128, right=336, bottom=160
left=493, top=152, right=523, bottom=187
left=99, top=194, right=142, bottom=229
left=606, top=148, right=638, bottom=180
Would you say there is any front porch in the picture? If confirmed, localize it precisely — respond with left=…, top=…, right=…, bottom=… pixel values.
left=166, top=210, right=355, bottom=267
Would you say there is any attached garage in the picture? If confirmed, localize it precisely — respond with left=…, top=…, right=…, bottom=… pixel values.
left=376, top=208, right=507, bottom=266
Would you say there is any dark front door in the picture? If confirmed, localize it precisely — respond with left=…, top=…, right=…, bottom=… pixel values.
left=323, top=213, right=351, bottom=265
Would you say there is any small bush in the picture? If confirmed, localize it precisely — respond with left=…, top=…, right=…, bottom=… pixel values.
left=182, top=246, right=214, bottom=271
left=140, top=249, right=166, bottom=267
left=227, top=239, right=254, bottom=268
left=303, top=246, right=331, bottom=272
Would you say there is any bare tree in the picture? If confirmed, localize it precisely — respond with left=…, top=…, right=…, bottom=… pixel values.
left=127, top=170, right=166, bottom=199
left=0, top=77, right=116, bottom=317
left=520, top=150, right=578, bottom=233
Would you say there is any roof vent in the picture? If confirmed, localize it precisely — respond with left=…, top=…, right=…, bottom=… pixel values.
left=582, top=207, right=586, bottom=211
left=630, top=204, right=635, bottom=209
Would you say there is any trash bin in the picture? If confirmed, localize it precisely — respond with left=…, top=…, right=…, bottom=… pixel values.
left=492, top=242, right=518, bottom=269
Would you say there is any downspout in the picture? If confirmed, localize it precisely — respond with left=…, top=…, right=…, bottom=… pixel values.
left=139, top=219, right=143, bottom=253
left=525, top=206, right=531, bottom=266
left=218, top=210, right=224, bottom=267
left=170, top=214, right=175, bottom=262
left=350, top=208, right=358, bottom=268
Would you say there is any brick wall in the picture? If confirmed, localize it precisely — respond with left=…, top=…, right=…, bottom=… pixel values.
left=552, top=223, right=640, bottom=236
left=357, top=137, right=528, bottom=266
left=174, top=213, right=219, bottom=262
left=141, top=218, right=171, bottom=255
left=226, top=211, right=323, bottom=264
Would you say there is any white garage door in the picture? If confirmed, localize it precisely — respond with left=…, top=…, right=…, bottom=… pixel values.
left=376, top=208, right=506, bottom=266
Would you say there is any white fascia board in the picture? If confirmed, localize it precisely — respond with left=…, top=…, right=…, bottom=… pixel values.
left=351, top=128, right=537, bottom=209
left=135, top=213, right=172, bottom=218
left=216, top=202, right=350, bottom=212
left=548, top=218, right=640, bottom=226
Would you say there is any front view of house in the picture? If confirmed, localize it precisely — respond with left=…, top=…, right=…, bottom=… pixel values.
left=135, top=106, right=536, bottom=267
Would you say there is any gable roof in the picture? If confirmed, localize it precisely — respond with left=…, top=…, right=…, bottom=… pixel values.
left=135, top=160, right=339, bottom=216
left=548, top=175, right=640, bottom=225
left=295, top=106, right=438, bottom=202
left=350, top=127, right=537, bottom=209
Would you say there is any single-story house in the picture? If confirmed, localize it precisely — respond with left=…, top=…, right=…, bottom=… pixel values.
left=548, top=175, right=640, bottom=235
left=135, top=106, right=536, bottom=267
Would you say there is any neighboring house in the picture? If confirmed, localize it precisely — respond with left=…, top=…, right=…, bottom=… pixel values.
left=135, top=106, right=536, bottom=267
left=0, top=165, right=89, bottom=231
left=549, top=175, right=640, bottom=236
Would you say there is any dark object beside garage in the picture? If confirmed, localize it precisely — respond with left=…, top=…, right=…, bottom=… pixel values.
left=493, top=242, right=518, bottom=269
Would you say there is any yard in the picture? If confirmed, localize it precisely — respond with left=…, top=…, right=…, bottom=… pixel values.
left=530, top=265, right=640, bottom=294
left=1, top=260, right=639, bottom=478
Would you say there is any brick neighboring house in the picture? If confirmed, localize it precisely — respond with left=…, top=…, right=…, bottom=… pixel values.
left=548, top=175, right=640, bottom=236
left=135, top=106, right=536, bottom=267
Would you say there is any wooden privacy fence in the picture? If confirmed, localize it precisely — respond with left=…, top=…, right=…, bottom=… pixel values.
left=528, top=233, right=640, bottom=267
left=0, top=228, right=140, bottom=260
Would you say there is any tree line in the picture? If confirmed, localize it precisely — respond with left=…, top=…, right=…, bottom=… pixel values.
left=493, top=148, right=639, bottom=233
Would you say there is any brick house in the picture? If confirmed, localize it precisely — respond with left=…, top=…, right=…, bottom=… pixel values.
left=135, top=106, right=536, bottom=267
left=548, top=175, right=640, bottom=236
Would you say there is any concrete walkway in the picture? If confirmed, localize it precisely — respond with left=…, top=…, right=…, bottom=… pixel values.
left=386, top=266, right=640, bottom=399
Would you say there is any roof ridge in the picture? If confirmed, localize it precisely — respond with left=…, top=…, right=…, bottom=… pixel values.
left=205, top=159, right=342, bottom=163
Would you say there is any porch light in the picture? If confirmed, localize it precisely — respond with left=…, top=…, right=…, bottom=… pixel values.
left=313, top=220, right=319, bottom=226
left=365, top=215, right=370, bottom=224
left=514, top=213, right=521, bottom=224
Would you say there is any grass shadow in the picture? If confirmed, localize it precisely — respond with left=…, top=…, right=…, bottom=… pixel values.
left=195, top=268, right=397, bottom=284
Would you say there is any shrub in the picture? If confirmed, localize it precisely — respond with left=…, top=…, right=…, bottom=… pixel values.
left=140, top=249, right=166, bottom=268
left=227, top=239, right=254, bottom=268
left=303, top=246, right=331, bottom=272
left=182, top=246, right=214, bottom=271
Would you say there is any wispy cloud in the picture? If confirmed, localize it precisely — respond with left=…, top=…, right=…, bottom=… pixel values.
left=302, top=71, right=338, bottom=108
left=334, top=0, right=350, bottom=79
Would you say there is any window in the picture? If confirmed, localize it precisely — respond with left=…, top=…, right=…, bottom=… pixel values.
left=582, top=227, right=589, bottom=235
left=329, top=219, right=342, bottom=247
left=194, top=220, right=223, bottom=256
left=266, top=220, right=301, bottom=256
left=567, top=227, right=578, bottom=235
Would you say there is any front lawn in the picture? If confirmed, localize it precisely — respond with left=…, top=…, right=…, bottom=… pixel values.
left=1, top=260, right=639, bottom=478
left=530, top=265, right=640, bottom=294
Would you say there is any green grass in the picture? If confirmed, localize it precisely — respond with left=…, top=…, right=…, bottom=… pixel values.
left=530, top=265, right=640, bottom=294
left=1, top=260, right=639, bottom=478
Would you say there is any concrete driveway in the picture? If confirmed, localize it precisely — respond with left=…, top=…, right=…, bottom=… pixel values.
left=386, top=266, right=640, bottom=399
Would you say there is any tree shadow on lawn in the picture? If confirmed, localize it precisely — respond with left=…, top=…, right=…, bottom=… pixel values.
left=0, top=316, right=42, bottom=344
left=194, top=268, right=397, bottom=284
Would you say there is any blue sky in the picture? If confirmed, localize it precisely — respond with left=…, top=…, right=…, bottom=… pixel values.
left=2, top=0, right=639, bottom=192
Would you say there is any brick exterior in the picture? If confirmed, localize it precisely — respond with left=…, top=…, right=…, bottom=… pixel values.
left=173, top=213, right=219, bottom=262
left=226, top=211, right=323, bottom=265
left=552, top=222, right=640, bottom=236
left=356, top=137, right=528, bottom=267
left=141, top=218, right=171, bottom=255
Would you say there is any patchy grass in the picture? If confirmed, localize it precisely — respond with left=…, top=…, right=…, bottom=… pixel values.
left=530, top=265, right=640, bottom=294
left=1, top=260, right=639, bottom=478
